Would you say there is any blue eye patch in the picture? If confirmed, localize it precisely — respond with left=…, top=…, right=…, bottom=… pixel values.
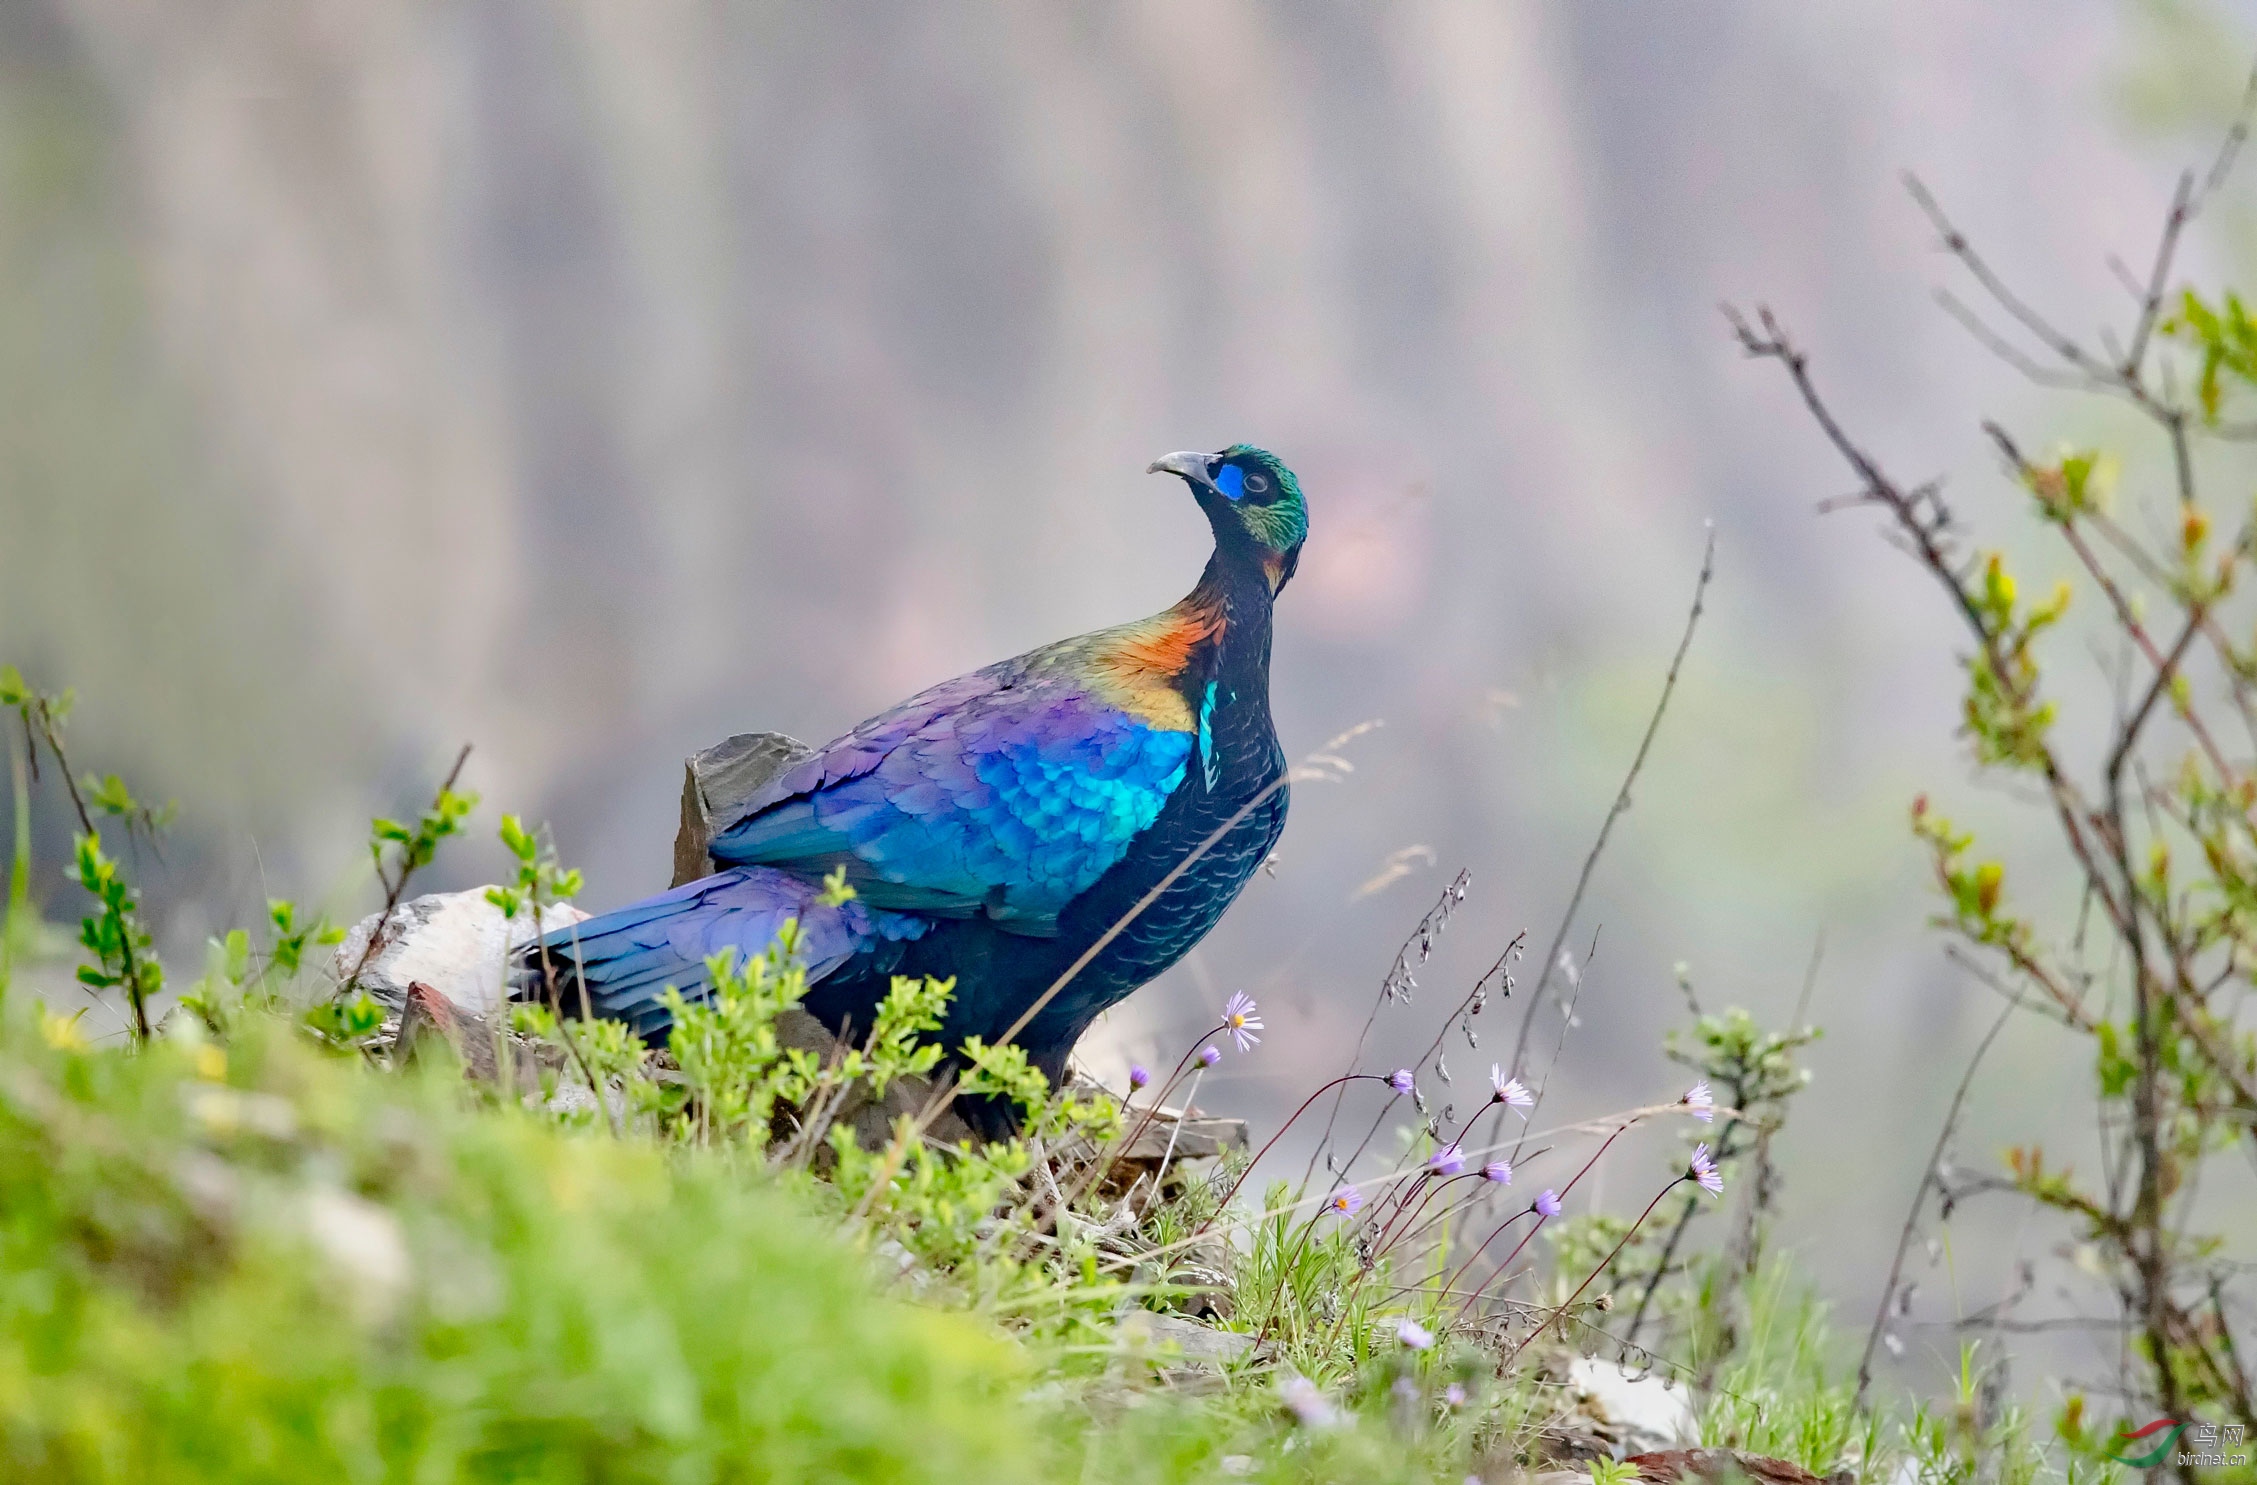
left=1212, top=462, right=1246, bottom=500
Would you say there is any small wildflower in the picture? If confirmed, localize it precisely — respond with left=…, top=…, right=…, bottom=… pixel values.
left=1444, top=1382, right=1467, bottom=1409
left=1489, top=1064, right=1534, bottom=1111
left=1682, top=1079, right=1715, bottom=1123
left=1392, top=1374, right=1421, bottom=1401
left=1395, top=1317, right=1435, bottom=1350
left=39, top=1007, right=88, bottom=1054
left=1221, top=990, right=1264, bottom=1052
left=1326, top=1186, right=1364, bottom=1217
left=1389, top=1068, right=1416, bottom=1096
left=1534, top=1188, right=1562, bottom=1218
left=1278, top=1373, right=1338, bottom=1428
left=1198, top=1045, right=1221, bottom=1068
left=1128, top=1063, right=1150, bottom=1090
left=1430, top=1144, right=1465, bottom=1176
left=1482, top=1159, right=1513, bottom=1185
left=1690, top=1142, right=1724, bottom=1196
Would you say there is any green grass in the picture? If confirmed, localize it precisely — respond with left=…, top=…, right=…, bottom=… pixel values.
left=0, top=973, right=2143, bottom=1484
left=0, top=991, right=1873, bottom=1484
left=0, top=1006, right=1040, bottom=1484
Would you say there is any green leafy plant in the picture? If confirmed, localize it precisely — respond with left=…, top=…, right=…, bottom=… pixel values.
left=1732, top=127, right=2257, bottom=1446
left=2, top=664, right=169, bottom=1040
left=177, top=899, right=345, bottom=1036
left=336, top=745, right=476, bottom=999
left=65, top=831, right=161, bottom=1039
left=647, top=936, right=827, bottom=1145
left=1592, top=971, right=1822, bottom=1371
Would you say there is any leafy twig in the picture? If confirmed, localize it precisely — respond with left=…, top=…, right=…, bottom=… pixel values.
left=2, top=665, right=164, bottom=1040
left=339, top=744, right=474, bottom=996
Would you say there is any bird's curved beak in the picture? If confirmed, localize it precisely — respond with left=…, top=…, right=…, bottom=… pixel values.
left=1146, top=450, right=1219, bottom=494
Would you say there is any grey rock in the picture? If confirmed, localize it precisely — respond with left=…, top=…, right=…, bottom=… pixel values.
left=1111, top=1106, right=1250, bottom=1163
left=1116, top=1310, right=1255, bottom=1368
left=671, top=731, right=815, bottom=886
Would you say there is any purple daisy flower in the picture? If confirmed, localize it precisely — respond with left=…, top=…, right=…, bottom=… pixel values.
left=1278, top=1374, right=1337, bottom=1429
left=1444, top=1382, right=1467, bottom=1409
left=1326, top=1186, right=1364, bottom=1218
left=1395, top=1317, right=1435, bottom=1350
left=1489, top=1065, right=1534, bottom=1111
left=1482, top=1159, right=1513, bottom=1185
left=1128, top=1063, right=1151, bottom=1091
left=1198, top=1045, right=1221, bottom=1068
left=1430, top=1144, right=1465, bottom=1177
left=1534, top=1189, right=1562, bottom=1218
left=1690, top=1142, right=1724, bottom=1195
left=1682, top=1079, right=1715, bottom=1123
left=1389, top=1068, right=1416, bottom=1096
left=1221, top=991, right=1263, bottom=1052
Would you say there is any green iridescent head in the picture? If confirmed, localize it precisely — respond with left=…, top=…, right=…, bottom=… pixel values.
left=1146, top=444, right=1308, bottom=593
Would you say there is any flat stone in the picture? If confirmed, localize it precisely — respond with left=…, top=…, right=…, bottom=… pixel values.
left=1629, top=1449, right=1852, bottom=1485
left=1116, top=1310, right=1254, bottom=1367
left=1567, top=1356, right=1700, bottom=1457
left=1112, top=1108, right=1250, bottom=1162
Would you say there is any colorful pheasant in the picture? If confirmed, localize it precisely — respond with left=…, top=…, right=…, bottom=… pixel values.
left=525, top=446, right=1307, bottom=1097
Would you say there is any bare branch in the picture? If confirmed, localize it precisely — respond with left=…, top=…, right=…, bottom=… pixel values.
left=1857, top=994, right=2019, bottom=1407
left=1507, top=524, right=1716, bottom=1075
left=2124, top=172, right=2196, bottom=376
left=1728, top=306, right=2131, bottom=942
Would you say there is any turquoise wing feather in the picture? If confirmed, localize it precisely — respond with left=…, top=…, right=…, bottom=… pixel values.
left=708, top=660, right=1195, bottom=936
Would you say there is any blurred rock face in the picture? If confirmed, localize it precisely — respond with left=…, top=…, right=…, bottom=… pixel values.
left=2, top=1, right=2126, bottom=840
left=0, top=0, right=2207, bottom=1370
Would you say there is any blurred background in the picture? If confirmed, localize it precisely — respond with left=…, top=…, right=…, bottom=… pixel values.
left=4, top=0, right=2254, bottom=1399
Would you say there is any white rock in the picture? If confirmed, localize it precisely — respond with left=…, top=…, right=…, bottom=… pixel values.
left=331, top=888, right=589, bottom=1016
left=1566, top=1355, right=1700, bottom=1456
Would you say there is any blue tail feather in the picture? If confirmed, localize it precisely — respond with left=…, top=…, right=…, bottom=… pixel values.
left=518, top=865, right=931, bottom=1038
